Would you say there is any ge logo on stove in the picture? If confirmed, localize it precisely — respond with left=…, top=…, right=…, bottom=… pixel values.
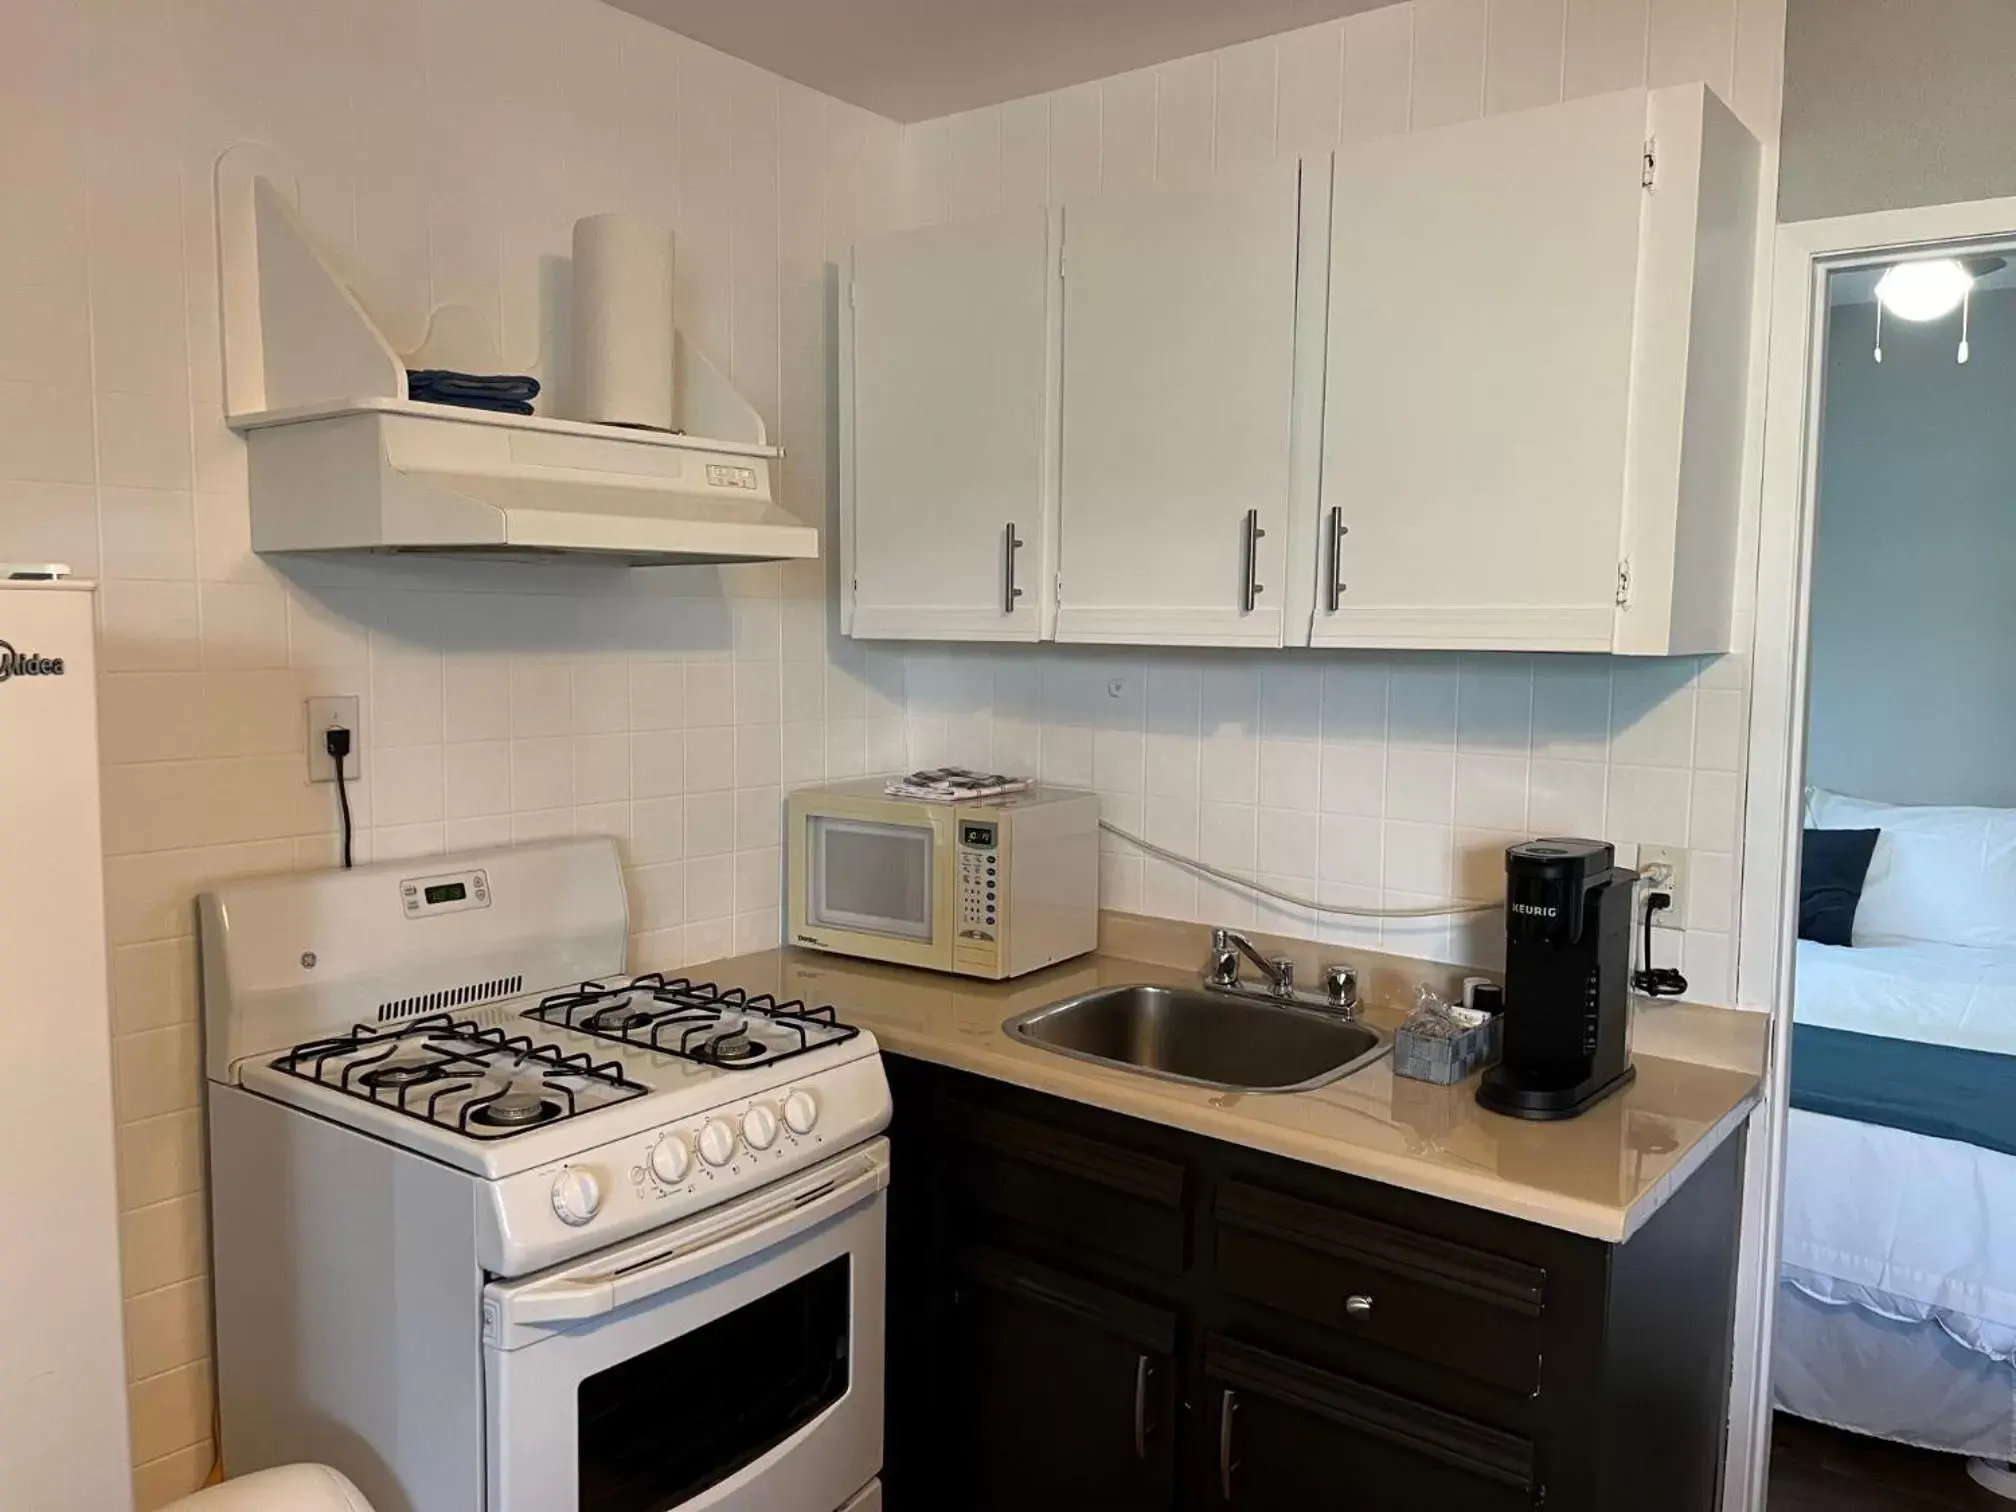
left=0, top=638, right=65, bottom=684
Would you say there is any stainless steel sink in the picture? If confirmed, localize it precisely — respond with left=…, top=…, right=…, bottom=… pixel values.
left=1003, top=984, right=1390, bottom=1094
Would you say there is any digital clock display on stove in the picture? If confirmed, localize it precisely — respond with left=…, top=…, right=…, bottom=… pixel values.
left=424, top=882, right=468, bottom=905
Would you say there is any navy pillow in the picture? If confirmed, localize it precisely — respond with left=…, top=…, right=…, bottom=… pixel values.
left=1799, top=828, right=1881, bottom=946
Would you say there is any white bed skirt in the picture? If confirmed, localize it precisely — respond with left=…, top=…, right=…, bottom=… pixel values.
left=1774, top=1278, right=2016, bottom=1460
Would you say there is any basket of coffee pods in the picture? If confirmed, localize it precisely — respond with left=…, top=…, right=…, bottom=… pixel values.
left=1393, top=978, right=1504, bottom=1084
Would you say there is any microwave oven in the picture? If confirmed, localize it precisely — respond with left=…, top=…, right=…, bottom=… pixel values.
left=785, top=778, right=1100, bottom=979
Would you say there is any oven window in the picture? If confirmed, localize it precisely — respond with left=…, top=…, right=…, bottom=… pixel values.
left=577, top=1256, right=852, bottom=1512
left=808, top=817, right=934, bottom=942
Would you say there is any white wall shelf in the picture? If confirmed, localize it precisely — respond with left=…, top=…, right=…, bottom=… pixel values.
left=214, top=153, right=813, bottom=566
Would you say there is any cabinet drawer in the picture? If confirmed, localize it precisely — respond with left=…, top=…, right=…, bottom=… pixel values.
left=943, top=1101, right=1188, bottom=1274
left=1213, top=1179, right=1545, bottom=1394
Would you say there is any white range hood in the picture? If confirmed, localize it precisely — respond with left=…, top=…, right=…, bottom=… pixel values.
left=217, top=156, right=815, bottom=566
left=239, top=401, right=816, bottom=565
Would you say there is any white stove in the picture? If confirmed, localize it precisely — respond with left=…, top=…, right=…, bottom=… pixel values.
left=201, top=838, right=890, bottom=1512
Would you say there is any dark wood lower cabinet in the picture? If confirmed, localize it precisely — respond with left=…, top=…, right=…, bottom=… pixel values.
left=945, top=1247, right=1177, bottom=1512
left=1204, top=1336, right=1534, bottom=1511
left=883, top=1054, right=1747, bottom=1512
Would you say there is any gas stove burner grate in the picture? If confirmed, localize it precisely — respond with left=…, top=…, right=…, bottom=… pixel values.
left=270, top=1012, right=649, bottom=1139
left=526, top=973, right=862, bottom=1070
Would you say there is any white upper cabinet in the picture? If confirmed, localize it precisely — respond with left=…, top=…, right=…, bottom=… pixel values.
left=841, top=84, right=1759, bottom=657
left=844, top=212, right=1055, bottom=641
left=1304, top=84, right=1761, bottom=654
left=1053, top=163, right=1305, bottom=647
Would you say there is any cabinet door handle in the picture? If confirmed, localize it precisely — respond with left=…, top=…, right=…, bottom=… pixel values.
left=1218, top=1388, right=1239, bottom=1501
left=1345, top=1293, right=1374, bottom=1319
left=1002, top=522, right=1025, bottom=616
left=1324, top=505, right=1349, bottom=612
left=1133, top=1353, right=1153, bottom=1460
left=1240, top=508, right=1266, bottom=613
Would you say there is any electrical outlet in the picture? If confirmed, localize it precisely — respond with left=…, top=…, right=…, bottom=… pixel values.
left=1639, top=844, right=1687, bottom=930
left=306, top=696, right=362, bottom=784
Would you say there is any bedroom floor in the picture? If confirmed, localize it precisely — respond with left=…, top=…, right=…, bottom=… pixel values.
left=1771, top=1414, right=2013, bottom=1509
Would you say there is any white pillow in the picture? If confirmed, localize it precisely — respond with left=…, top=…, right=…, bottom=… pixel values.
left=1808, top=787, right=2016, bottom=948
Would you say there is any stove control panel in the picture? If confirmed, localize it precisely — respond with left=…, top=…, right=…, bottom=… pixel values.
left=400, top=866, right=492, bottom=919
left=477, top=1053, right=893, bottom=1277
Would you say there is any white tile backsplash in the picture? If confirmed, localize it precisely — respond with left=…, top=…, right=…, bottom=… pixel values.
left=892, top=0, right=1780, bottom=992
left=1, top=0, right=901, bottom=1496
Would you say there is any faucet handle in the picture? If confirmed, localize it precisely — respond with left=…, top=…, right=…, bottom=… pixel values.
left=1323, top=964, right=1360, bottom=1014
left=1206, top=933, right=1241, bottom=988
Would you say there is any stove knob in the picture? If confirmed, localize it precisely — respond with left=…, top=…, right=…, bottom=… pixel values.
left=742, top=1104, right=780, bottom=1150
left=782, top=1089, right=820, bottom=1136
left=698, top=1118, right=738, bottom=1168
left=551, top=1167, right=602, bottom=1227
left=649, top=1133, right=692, bottom=1185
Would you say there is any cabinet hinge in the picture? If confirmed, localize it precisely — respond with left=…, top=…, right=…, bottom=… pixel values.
left=1615, top=558, right=1633, bottom=608
left=1641, top=139, right=1657, bottom=189
left=1058, top=239, right=1067, bottom=280
left=1054, top=572, right=1064, bottom=605
left=848, top=281, right=857, bottom=309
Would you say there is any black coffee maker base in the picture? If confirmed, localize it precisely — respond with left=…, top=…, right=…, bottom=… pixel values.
left=1475, top=1061, right=1637, bottom=1121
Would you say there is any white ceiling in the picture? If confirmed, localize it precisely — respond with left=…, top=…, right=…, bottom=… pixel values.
left=607, top=0, right=1394, bottom=123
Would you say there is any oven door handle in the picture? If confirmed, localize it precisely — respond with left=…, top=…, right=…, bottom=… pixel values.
left=493, top=1149, right=890, bottom=1341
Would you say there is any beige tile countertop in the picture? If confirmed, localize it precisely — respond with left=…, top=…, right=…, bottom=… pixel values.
left=685, top=916, right=1763, bottom=1244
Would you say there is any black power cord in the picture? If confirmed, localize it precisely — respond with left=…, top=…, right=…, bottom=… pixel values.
left=1632, top=888, right=1689, bottom=998
left=324, top=725, right=354, bottom=869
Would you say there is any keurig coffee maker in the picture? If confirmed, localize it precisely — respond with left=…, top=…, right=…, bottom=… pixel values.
left=1477, top=838, right=1638, bottom=1120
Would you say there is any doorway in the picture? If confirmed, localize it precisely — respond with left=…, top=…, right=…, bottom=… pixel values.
left=1735, top=202, right=2016, bottom=1509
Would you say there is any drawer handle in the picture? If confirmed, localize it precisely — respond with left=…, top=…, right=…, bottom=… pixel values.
left=1134, top=1353, right=1153, bottom=1460
left=1345, top=1293, right=1374, bottom=1319
left=1219, top=1388, right=1239, bottom=1501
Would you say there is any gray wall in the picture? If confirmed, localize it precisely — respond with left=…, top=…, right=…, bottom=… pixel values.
left=1781, top=0, right=2016, bottom=222
left=1806, top=285, right=2016, bottom=806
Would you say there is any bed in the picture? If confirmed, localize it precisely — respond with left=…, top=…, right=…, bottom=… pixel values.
left=1776, top=928, right=2016, bottom=1461
left=1776, top=787, right=2016, bottom=1473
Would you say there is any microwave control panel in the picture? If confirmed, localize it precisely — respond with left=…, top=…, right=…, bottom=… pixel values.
left=956, top=821, right=998, bottom=942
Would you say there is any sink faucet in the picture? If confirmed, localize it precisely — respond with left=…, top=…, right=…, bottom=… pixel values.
left=1206, top=927, right=1360, bottom=1019
left=1209, top=928, right=1295, bottom=996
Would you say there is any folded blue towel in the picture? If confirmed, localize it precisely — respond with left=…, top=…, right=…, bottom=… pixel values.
left=407, top=369, right=540, bottom=415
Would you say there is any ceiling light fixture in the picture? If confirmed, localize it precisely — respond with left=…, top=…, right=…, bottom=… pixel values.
left=1875, top=258, right=1975, bottom=321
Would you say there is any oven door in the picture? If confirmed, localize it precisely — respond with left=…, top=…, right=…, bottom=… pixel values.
left=484, top=1141, right=889, bottom=1512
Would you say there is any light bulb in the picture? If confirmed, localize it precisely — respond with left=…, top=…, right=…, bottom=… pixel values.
left=1874, top=259, right=1974, bottom=322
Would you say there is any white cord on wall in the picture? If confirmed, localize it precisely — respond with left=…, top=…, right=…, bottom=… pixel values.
left=1096, top=819, right=1504, bottom=920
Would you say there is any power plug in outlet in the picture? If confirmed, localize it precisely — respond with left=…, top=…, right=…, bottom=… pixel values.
left=306, top=696, right=362, bottom=784
left=1639, top=844, right=1687, bottom=930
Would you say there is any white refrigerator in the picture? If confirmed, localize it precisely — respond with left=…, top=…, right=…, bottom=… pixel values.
left=0, top=580, right=136, bottom=1509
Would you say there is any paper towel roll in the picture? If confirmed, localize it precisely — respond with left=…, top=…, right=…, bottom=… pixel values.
left=572, top=213, right=676, bottom=430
